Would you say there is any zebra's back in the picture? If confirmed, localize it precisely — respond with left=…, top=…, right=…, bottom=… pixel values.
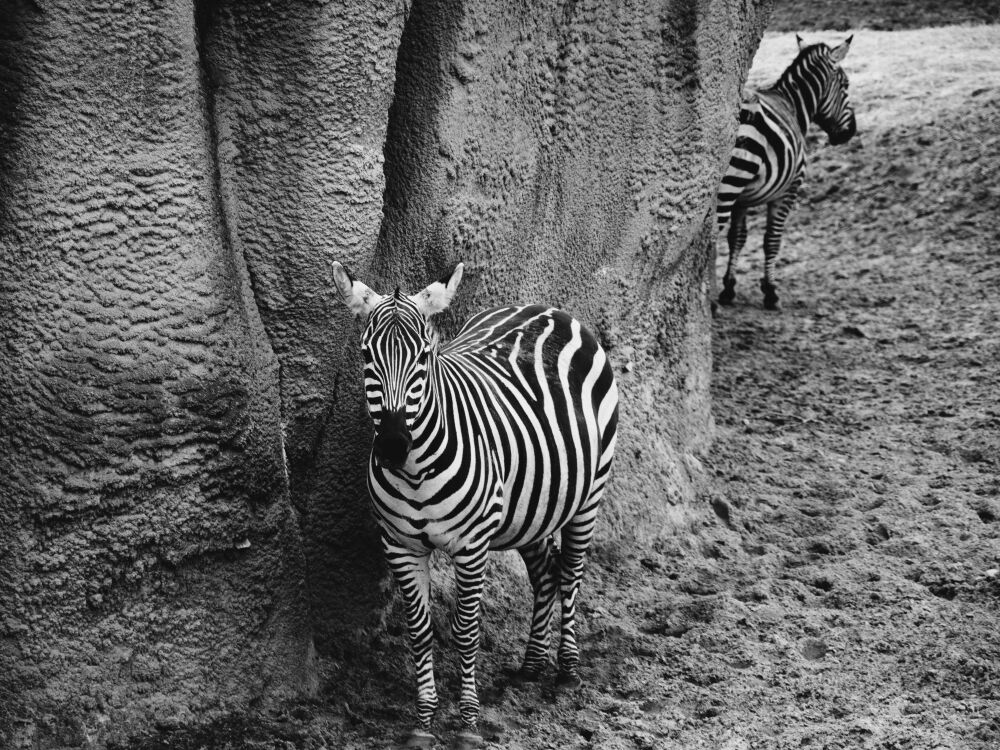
left=726, top=89, right=805, bottom=209
left=440, top=305, right=618, bottom=550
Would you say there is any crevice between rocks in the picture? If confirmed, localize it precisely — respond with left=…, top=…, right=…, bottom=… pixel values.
left=193, top=0, right=291, bottom=491
left=375, top=0, right=463, bottom=287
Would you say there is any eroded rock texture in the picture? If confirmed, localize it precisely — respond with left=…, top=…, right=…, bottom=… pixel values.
left=374, top=0, right=769, bottom=542
left=0, top=0, right=768, bottom=745
left=0, top=0, right=384, bottom=745
left=193, top=0, right=407, bottom=656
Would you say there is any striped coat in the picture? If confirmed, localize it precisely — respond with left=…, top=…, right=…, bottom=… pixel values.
left=369, top=303, right=618, bottom=555
left=332, top=261, right=618, bottom=749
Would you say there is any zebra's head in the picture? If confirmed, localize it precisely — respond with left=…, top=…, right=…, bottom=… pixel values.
left=795, top=35, right=856, bottom=146
left=331, top=261, right=464, bottom=471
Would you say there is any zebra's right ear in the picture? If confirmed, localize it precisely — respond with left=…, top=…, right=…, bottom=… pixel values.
left=411, top=262, right=464, bottom=318
left=829, top=35, right=852, bottom=63
left=796, top=34, right=806, bottom=51
left=332, top=261, right=384, bottom=320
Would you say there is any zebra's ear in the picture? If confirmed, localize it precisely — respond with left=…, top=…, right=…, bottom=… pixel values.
left=829, top=35, right=852, bottom=63
left=332, top=261, right=384, bottom=320
left=411, top=262, right=464, bottom=318
left=796, top=34, right=805, bottom=51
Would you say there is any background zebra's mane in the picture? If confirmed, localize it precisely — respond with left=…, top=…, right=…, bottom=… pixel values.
left=772, top=43, right=832, bottom=90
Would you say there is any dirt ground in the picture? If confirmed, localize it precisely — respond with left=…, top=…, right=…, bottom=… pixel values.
left=767, top=0, right=1000, bottom=31
left=124, top=15, right=1000, bottom=750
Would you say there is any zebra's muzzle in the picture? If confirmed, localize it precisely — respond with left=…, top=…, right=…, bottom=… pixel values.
left=373, top=409, right=412, bottom=470
left=829, top=118, right=856, bottom=145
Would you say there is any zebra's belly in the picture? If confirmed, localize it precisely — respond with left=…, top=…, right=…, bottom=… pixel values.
left=489, top=463, right=596, bottom=551
left=489, top=495, right=588, bottom=551
left=738, top=168, right=797, bottom=207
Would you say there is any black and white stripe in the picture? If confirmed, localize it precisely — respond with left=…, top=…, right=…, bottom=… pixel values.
left=332, top=263, right=618, bottom=746
left=716, top=35, right=856, bottom=310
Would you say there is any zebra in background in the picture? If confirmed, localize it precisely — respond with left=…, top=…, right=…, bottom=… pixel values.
left=331, top=261, right=619, bottom=750
left=716, top=35, right=856, bottom=310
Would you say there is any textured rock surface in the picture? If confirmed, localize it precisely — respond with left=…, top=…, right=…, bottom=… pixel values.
left=199, top=0, right=769, bottom=654
left=0, top=1, right=324, bottom=745
left=373, top=0, right=769, bottom=546
left=195, top=0, right=408, bottom=655
left=0, top=0, right=769, bottom=745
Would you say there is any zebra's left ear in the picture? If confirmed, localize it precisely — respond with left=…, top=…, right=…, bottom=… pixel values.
left=331, top=261, right=384, bottom=320
left=411, top=262, right=464, bottom=318
left=829, top=35, right=852, bottom=63
left=796, top=34, right=806, bottom=51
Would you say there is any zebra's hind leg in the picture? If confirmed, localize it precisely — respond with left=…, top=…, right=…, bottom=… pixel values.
left=556, top=506, right=600, bottom=689
left=516, top=537, right=559, bottom=680
left=450, top=544, right=490, bottom=747
left=761, top=176, right=802, bottom=310
left=719, top=206, right=748, bottom=306
left=382, top=535, right=439, bottom=747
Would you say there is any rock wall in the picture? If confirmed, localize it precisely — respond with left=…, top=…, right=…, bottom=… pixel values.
left=202, top=0, right=769, bottom=653
left=373, top=0, right=769, bottom=544
left=0, top=0, right=769, bottom=745
left=194, top=0, right=408, bottom=657
left=0, top=1, right=340, bottom=745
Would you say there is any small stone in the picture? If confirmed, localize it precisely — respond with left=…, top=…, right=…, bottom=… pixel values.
left=801, top=639, right=828, bottom=661
left=640, top=698, right=669, bottom=714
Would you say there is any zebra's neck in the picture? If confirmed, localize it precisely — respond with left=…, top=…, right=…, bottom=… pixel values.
left=404, top=351, right=454, bottom=470
left=771, top=60, right=821, bottom=135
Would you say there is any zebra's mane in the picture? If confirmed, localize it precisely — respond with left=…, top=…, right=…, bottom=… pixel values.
left=774, top=43, right=832, bottom=90
left=426, top=319, right=442, bottom=352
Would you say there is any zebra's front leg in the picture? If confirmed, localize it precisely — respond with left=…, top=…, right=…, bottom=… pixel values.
left=761, top=177, right=802, bottom=310
left=382, top=535, right=438, bottom=748
left=556, top=510, right=599, bottom=688
left=719, top=206, right=748, bottom=306
left=516, top=537, right=559, bottom=680
left=451, top=545, right=490, bottom=750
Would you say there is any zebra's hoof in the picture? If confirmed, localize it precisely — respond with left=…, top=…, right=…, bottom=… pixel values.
left=453, top=730, right=484, bottom=750
left=403, top=729, right=438, bottom=748
left=555, top=670, right=584, bottom=690
left=717, top=290, right=735, bottom=306
left=760, top=280, right=779, bottom=310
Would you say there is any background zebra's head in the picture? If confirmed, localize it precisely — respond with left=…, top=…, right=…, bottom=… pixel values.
left=331, top=261, right=464, bottom=470
left=793, top=35, right=856, bottom=146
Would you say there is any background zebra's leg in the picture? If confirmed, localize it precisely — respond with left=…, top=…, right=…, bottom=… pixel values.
left=761, top=176, right=802, bottom=310
left=720, top=205, right=749, bottom=306
left=516, top=537, right=558, bottom=680
left=556, top=508, right=599, bottom=688
left=381, top=535, right=439, bottom=746
left=450, top=545, right=490, bottom=746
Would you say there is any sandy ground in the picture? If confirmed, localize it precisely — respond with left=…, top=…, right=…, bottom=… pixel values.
left=767, top=0, right=1000, bottom=32
left=123, top=21, right=1000, bottom=750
